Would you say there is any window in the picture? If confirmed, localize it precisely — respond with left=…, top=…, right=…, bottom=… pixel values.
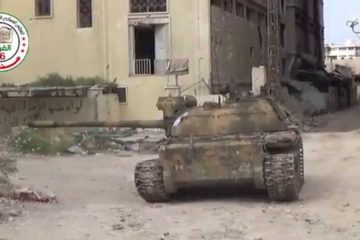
left=102, top=86, right=128, bottom=103
left=130, top=23, right=169, bottom=75
left=134, top=25, right=156, bottom=74
left=35, top=0, right=52, bottom=17
left=223, top=0, right=233, bottom=13
left=235, top=1, right=244, bottom=17
left=130, top=0, right=167, bottom=13
left=211, top=0, right=222, bottom=8
left=280, top=23, right=285, bottom=47
left=77, top=0, right=92, bottom=28
left=246, top=7, right=256, bottom=22
left=257, top=13, right=265, bottom=25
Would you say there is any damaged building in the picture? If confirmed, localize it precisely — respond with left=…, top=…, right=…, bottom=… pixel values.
left=0, top=0, right=328, bottom=127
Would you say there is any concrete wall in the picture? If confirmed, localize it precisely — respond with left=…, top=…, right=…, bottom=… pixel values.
left=210, top=1, right=267, bottom=93
left=0, top=0, right=212, bottom=122
left=0, top=89, right=120, bottom=133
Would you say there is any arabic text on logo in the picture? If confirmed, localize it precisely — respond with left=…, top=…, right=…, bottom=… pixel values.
left=0, top=13, right=29, bottom=72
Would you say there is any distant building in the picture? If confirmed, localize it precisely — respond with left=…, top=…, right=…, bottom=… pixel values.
left=325, top=39, right=360, bottom=61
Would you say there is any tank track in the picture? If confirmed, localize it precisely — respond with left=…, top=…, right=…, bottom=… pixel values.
left=297, top=140, right=305, bottom=186
left=134, top=159, right=170, bottom=203
left=264, top=153, right=301, bottom=202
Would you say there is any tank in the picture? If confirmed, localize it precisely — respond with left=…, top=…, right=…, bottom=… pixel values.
left=134, top=97, right=304, bottom=202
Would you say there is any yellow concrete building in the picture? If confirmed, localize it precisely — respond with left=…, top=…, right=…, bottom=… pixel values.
left=0, top=0, right=271, bottom=122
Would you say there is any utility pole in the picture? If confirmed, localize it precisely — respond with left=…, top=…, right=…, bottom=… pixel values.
left=267, top=0, right=282, bottom=97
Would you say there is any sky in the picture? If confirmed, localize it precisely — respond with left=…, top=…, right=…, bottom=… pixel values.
left=324, top=0, right=360, bottom=44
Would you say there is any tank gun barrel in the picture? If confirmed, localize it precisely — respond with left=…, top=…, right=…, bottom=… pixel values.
left=29, top=120, right=166, bottom=129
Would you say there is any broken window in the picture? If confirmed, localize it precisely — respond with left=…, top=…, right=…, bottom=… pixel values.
left=130, top=0, right=167, bottom=13
left=35, top=0, right=52, bottom=17
left=235, top=1, right=244, bottom=17
left=77, top=0, right=92, bottom=28
left=130, top=23, right=169, bottom=75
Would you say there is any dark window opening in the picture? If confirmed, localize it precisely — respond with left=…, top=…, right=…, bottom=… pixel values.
left=246, top=7, right=256, bottom=22
left=35, top=0, right=52, bottom=17
left=77, top=0, right=92, bottom=28
left=235, top=1, right=244, bottom=17
left=223, top=0, right=233, bottom=13
left=282, top=58, right=286, bottom=76
left=280, top=23, right=285, bottom=47
left=250, top=46, right=254, bottom=58
left=211, top=0, right=222, bottom=8
left=130, top=0, right=167, bottom=13
left=102, top=87, right=127, bottom=103
left=257, top=13, right=265, bottom=25
left=258, top=25, right=263, bottom=49
left=115, top=87, right=127, bottom=103
left=134, top=26, right=155, bottom=75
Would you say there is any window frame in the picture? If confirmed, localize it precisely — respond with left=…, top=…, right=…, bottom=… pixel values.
left=235, top=0, right=244, bottom=18
left=128, top=17, right=171, bottom=77
left=34, top=0, right=53, bottom=19
left=129, top=0, right=169, bottom=15
left=77, top=0, right=93, bottom=29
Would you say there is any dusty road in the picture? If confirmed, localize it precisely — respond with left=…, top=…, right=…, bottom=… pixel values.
left=1, top=125, right=360, bottom=239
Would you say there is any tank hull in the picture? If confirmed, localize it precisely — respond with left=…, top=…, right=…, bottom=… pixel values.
left=134, top=97, right=304, bottom=203
left=160, top=134, right=267, bottom=193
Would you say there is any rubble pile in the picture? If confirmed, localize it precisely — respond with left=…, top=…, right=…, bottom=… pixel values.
left=7, top=127, right=166, bottom=156
left=0, top=156, right=17, bottom=223
left=69, top=128, right=166, bottom=155
left=0, top=156, right=17, bottom=198
left=283, top=54, right=357, bottom=117
left=279, top=54, right=359, bottom=130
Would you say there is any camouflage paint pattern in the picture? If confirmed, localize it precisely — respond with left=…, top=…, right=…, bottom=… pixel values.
left=159, top=97, right=297, bottom=193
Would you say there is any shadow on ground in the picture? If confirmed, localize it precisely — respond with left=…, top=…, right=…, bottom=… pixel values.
left=170, top=186, right=271, bottom=204
left=313, top=106, right=360, bottom=133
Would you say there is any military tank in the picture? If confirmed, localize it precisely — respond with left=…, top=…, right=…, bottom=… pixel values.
left=29, top=94, right=304, bottom=203
left=135, top=96, right=304, bottom=202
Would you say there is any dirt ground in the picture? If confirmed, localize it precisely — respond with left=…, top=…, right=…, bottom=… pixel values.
left=1, top=110, right=360, bottom=240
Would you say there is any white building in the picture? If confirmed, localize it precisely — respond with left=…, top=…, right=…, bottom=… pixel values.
left=325, top=39, right=360, bottom=61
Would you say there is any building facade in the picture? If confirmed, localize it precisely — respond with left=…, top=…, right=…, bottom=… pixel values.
left=325, top=40, right=360, bottom=61
left=0, top=0, right=324, bottom=122
left=285, top=0, right=325, bottom=64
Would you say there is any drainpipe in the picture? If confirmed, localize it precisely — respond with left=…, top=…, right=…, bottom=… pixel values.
left=102, top=0, right=110, bottom=81
left=197, top=0, right=203, bottom=94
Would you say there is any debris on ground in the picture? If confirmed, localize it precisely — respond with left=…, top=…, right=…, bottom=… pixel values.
left=66, top=145, right=86, bottom=155
left=0, top=156, right=17, bottom=199
left=6, top=127, right=166, bottom=156
left=0, top=197, right=24, bottom=224
left=112, top=224, right=124, bottom=231
left=12, top=187, right=57, bottom=203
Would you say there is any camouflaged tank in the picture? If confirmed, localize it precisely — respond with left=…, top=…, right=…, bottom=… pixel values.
left=134, top=96, right=304, bottom=203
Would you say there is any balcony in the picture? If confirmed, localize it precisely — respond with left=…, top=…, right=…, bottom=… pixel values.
left=132, top=59, right=189, bottom=76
